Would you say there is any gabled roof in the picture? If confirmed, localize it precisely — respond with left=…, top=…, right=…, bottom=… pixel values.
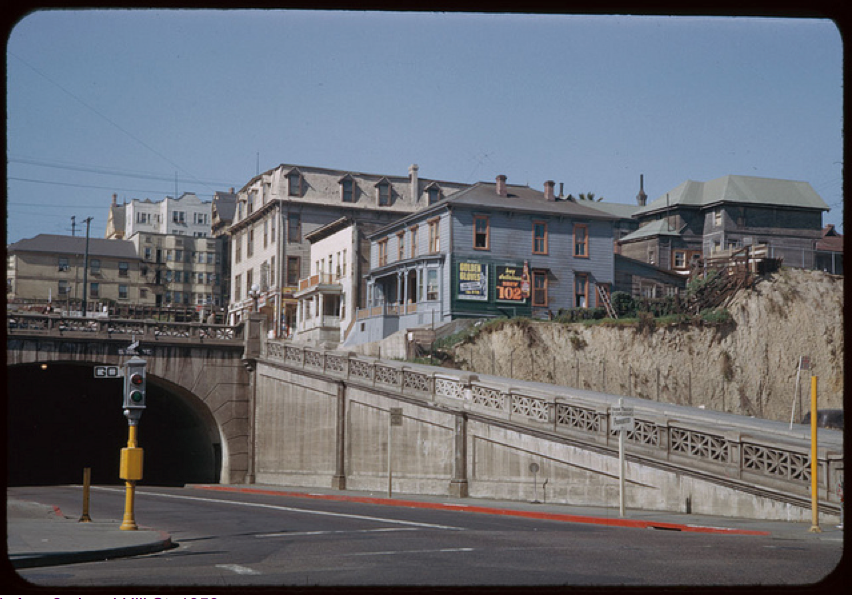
left=634, top=175, right=829, bottom=217
left=8, top=234, right=139, bottom=259
left=443, top=182, right=617, bottom=219
left=816, top=224, right=844, bottom=252
left=618, top=219, right=685, bottom=243
left=573, top=198, right=639, bottom=219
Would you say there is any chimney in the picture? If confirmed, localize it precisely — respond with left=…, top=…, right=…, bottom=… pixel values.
left=559, top=182, right=564, bottom=199
left=636, top=174, right=648, bottom=207
left=230, top=187, right=235, bottom=194
left=544, top=180, right=556, bottom=201
left=112, top=193, right=118, bottom=206
left=409, top=164, right=419, bottom=202
left=496, top=174, right=507, bottom=197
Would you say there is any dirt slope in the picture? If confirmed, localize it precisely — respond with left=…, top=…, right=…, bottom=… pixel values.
left=449, top=269, right=844, bottom=422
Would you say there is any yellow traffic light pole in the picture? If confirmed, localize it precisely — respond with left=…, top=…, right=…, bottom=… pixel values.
left=120, top=423, right=144, bottom=531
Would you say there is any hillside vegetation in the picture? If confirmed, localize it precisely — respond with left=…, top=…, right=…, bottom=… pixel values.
left=439, top=269, right=844, bottom=422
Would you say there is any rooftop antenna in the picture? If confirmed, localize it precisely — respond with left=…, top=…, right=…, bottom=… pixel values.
left=175, top=172, right=178, bottom=199
left=256, top=152, right=260, bottom=176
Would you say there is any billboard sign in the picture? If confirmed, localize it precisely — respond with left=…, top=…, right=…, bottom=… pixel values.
left=495, top=264, right=528, bottom=303
left=457, top=261, right=488, bottom=301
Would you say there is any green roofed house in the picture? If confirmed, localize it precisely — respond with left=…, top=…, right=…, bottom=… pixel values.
left=618, top=175, right=830, bottom=273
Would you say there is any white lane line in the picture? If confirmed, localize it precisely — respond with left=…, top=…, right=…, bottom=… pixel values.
left=347, top=547, right=475, bottom=557
left=216, top=563, right=261, bottom=575
left=92, top=486, right=464, bottom=531
left=257, top=527, right=419, bottom=538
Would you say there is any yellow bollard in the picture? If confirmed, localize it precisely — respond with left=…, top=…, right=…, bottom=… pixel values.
left=79, top=467, right=92, bottom=523
left=809, top=376, right=821, bottom=533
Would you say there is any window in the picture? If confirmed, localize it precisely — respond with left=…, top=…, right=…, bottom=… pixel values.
left=714, top=208, right=722, bottom=227
left=270, top=256, right=275, bottom=286
left=286, top=256, right=301, bottom=287
left=119, top=262, right=129, bottom=277
left=140, top=288, right=148, bottom=299
left=119, top=284, right=128, bottom=300
left=90, top=259, right=101, bottom=274
left=247, top=228, right=254, bottom=258
left=263, top=219, right=269, bottom=248
left=427, top=186, right=441, bottom=205
left=673, top=251, right=686, bottom=269
left=377, top=181, right=391, bottom=206
left=575, top=274, right=588, bottom=308
left=474, top=216, right=490, bottom=250
left=573, top=224, right=589, bottom=257
left=247, top=192, right=256, bottom=214
left=410, top=227, right=418, bottom=257
left=341, top=178, right=355, bottom=202
left=533, top=221, right=548, bottom=255
left=288, top=171, right=303, bottom=196
left=172, top=211, right=185, bottom=224
left=532, top=270, right=548, bottom=307
left=58, top=280, right=70, bottom=295
left=426, top=269, right=439, bottom=301
left=378, top=239, right=389, bottom=267
left=90, top=282, right=100, bottom=298
left=271, top=217, right=276, bottom=243
left=234, top=232, right=242, bottom=263
left=288, top=213, right=301, bottom=242
left=144, top=247, right=152, bottom=261
left=246, top=268, right=253, bottom=293
left=397, top=232, right=405, bottom=261
left=234, top=275, right=242, bottom=301
left=342, top=250, right=347, bottom=278
left=58, top=258, right=69, bottom=272
left=428, top=219, right=440, bottom=253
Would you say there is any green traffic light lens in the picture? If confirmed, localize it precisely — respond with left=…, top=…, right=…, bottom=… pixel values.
left=130, top=390, right=144, bottom=403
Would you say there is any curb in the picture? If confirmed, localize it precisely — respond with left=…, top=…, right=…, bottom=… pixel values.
left=11, top=529, right=174, bottom=570
left=191, top=485, right=771, bottom=537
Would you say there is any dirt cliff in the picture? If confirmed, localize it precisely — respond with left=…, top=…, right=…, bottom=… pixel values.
left=447, top=269, right=844, bottom=422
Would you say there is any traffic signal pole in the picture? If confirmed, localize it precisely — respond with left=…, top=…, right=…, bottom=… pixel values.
left=120, top=357, right=146, bottom=531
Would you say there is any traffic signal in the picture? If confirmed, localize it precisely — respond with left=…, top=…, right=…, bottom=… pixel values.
left=123, top=357, right=147, bottom=411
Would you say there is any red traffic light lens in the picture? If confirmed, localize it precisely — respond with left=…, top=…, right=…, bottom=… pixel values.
left=130, top=373, right=144, bottom=385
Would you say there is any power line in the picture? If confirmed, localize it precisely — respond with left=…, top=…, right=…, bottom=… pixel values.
left=8, top=176, right=215, bottom=199
left=9, top=51, right=220, bottom=195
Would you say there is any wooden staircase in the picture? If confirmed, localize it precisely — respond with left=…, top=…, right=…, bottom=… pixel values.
left=596, top=284, right=618, bottom=319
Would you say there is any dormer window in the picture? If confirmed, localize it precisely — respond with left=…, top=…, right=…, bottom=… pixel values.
left=376, top=179, right=392, bottom=206
left=426, top=183, right=442, bottom=205
left=287, top=170, right=303, bottom=197
left=339, top=175, right=356, bottom=202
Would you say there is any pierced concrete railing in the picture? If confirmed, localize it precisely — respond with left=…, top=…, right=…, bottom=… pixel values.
left=262, top=340, right=844, bottom=511
left=7, top=313, right=243, bottom=344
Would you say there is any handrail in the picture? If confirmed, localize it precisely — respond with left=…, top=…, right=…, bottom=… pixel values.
left=7, top=313, right=244, bottom=344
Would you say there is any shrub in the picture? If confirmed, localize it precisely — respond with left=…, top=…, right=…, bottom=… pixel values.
left=610, top=291, right=636, bottom=318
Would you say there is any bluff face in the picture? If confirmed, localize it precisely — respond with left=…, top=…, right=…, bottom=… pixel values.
left=449, top=269, right=844, bottom=422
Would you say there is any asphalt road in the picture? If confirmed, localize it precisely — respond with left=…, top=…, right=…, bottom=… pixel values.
left=10, top=485, right=844, bottom=590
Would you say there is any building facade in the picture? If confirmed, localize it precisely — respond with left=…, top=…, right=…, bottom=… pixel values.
left=7, top=234, right=146, bottom=312
left=346, top=177, right=617, bottom=346
left=226, top=163, right=468, bottom=335
left=619, top=175, right=830, bottom=272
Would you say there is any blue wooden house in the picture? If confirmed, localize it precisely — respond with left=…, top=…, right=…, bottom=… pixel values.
left=345, top=176, right=616, bottom=346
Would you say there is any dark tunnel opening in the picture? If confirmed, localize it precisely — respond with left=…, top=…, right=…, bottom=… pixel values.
left=7, top=362, right=221, bottom=487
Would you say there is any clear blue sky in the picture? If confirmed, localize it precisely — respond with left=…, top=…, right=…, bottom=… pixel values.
left=6, top=10, right=845, bottom=243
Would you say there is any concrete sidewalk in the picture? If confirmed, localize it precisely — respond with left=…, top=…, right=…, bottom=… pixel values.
left=7, top=484, right=844, bottom=571
left=7, top=498, right=173, bottom=569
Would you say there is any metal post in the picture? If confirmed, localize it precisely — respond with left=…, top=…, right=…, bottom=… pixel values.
left=809, top=376, right=821, bottom=533
left=619, top=396, right=626, bottom=518
left=387, top=411, right=393, bottom=498
left=81, top=217, right=93, bottom=317
left=79, top=467, right=92, bottom=523
left=120, top=425, right=139, bottom=531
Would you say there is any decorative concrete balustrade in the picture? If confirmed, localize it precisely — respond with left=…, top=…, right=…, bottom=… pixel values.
left=263, top=339, right=843, bottom=509
left=7, top=312, right=243, bottom=344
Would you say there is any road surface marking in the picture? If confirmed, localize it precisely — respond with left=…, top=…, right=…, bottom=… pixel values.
left=347, top=547, right=475, bottom=556
left=216, top=564, right=261, bottom=575
left=257, top=527, right=419, bottom=538
left=93, top=487, right=464, bottom=531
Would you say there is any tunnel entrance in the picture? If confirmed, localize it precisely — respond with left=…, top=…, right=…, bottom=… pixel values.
left=7, top=362, right=221, bottom=487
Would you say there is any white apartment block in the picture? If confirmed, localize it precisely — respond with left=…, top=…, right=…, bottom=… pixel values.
left=228, top=163, right=468, bottom=336
left=124, top=192, right=213, bottom=239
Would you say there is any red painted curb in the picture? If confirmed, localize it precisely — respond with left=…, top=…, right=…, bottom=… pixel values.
left=190, top=485, right=770, bottom=537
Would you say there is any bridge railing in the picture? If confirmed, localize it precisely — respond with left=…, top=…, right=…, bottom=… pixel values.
left=262, top=340, right=843, bottom=510
left=7, top=312, right=244, bottom=344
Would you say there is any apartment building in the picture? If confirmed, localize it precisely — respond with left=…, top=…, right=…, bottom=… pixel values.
left=7, top=234, right=145, bottom=311
left=227, top=163, right=468, bottom=336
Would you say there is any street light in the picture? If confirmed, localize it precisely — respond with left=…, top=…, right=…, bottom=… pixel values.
left=248, top=283, right=260, bottom=313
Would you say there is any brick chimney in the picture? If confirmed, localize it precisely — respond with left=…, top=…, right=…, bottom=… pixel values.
left=544, top=180, right=556, bottom=201
left=496, top=174, right=507, bottom=197
left=112, top=193, right=118, bottom=206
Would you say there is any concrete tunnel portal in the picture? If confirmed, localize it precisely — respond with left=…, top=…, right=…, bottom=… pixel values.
left=7, top=362, right=222, bottom=487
